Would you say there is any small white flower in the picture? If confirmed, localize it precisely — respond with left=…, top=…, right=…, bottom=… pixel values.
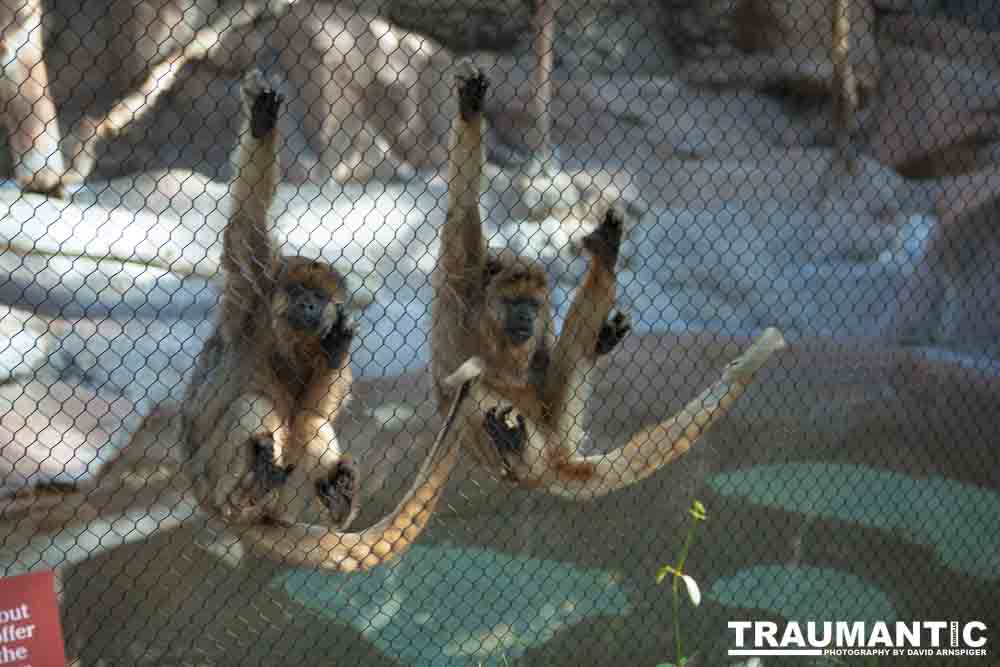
left=679, top=573, right=701, bottom=607
left=655, top=564, right=702, bottom=606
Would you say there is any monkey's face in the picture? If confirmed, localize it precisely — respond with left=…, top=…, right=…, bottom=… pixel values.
left=283, top=284, right=340, bottom=336
left=483, top=253, right=550, bottom=362
left=271, top=257, right=348, bottom=342
left=502, top=295, right=541, bottom=344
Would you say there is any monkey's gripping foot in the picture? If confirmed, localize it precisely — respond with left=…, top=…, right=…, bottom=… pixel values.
left=582, top=207, right=624, bottom=268
left=321, top=306, right=358, bottom=369
left=242, top=69, right=285, bottom=138
left=597, top=311, right=632, bottom=356
left=455, top=60, right=488, bottom=120
left=484, top=406, right=527, bottom=477
left=219, top=434, right=291, bottom=520
left=317, top=459, right=360, bottom=529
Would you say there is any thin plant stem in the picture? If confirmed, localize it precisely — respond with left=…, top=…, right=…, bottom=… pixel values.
left=672, top=573, right=683, bottom=664
left=672, top=524, right=698, bottom=663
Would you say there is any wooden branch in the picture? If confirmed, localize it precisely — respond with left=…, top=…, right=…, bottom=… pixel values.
left=64, top=1, right=294, bottom=184
left=831, top=0, right=859, bottom=169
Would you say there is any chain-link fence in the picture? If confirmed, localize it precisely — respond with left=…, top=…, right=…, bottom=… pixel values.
left=0, top=0, right=999, bottom=665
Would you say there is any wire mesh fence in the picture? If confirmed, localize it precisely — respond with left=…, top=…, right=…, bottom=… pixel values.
left=0, top=0, right=998, bottom=665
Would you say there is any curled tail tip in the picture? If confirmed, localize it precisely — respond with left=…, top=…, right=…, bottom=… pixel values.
left=758, top=326, right=787, bottom=353
left=443, top=356, right=484, bottom=389
left=727, top=326, right=787, bottom=380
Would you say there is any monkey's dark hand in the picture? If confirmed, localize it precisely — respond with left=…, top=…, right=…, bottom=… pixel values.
left=456, top=61, right=489, bottom=120
left=243, top=69, right=285, bottom=138
left=321, top=306, right=358, bottom=369
left=596, top=311, right=632, bottom=356
left=484, top=406, right=526, bottom=460
left=582, top=207, right=625, bottom=268
left=317, top=459, right=360, bottom=530
left=251, top=434, right=293, bottom=494
left=250, top=87, right=284, bottom=138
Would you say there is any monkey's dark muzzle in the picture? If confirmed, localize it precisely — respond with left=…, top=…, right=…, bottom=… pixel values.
left=287, top=286, right=335, bottom=335
left=505, top=299, right=539, bottom=345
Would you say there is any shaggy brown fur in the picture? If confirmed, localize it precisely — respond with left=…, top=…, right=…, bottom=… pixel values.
left=174, top=69, right=478, bottom=570
left=1, top=354, right=481, bottom=576
left=431, top=64, right=787, bottom=500
left=180, top=70, right=359, bottom=530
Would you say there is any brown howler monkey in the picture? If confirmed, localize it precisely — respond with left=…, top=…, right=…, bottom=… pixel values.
left=181, top=69, right=360, bottom=530
left=431, top=63, right=787, bottom=500
left=174, top=69, right=479, bottom=571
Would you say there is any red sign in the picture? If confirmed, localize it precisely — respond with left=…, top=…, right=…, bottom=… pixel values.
left=0, top=571, right=67, bottom=666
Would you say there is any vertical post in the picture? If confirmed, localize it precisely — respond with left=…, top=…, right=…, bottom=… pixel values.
left=528, top=0, right=557, bottom=174
left=831, top=0, right=858, bottom=171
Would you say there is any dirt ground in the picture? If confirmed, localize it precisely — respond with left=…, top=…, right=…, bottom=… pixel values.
left=47, top=333, right=1000, bottom=666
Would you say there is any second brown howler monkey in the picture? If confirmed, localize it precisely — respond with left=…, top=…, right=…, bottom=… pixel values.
left=431, top=63, right=787, bottom=501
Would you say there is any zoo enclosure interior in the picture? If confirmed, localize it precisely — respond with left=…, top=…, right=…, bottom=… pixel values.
left=0, top=0, right=998, bottom=665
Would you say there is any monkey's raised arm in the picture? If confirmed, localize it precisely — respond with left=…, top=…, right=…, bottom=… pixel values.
left=438, top=63, right=489, bottom=292
left=219, top=71, right=283, bottom=336
left=431, top=64, right=492, bottom=398
left=543, top=208, right=625, bottom=451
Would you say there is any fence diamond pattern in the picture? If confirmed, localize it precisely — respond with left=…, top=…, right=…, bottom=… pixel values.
left=0, top=0, right=998, bottom=665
